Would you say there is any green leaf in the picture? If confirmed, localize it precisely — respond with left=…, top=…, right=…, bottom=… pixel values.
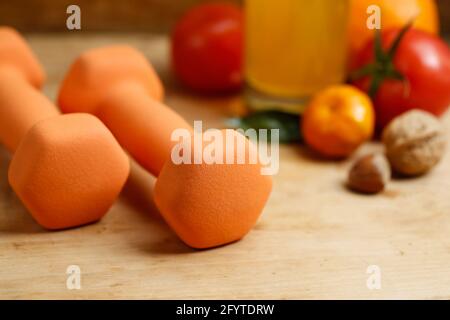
left=351, top=23, right=411, bottom=98
left=388, top=69, right=405, bottom=81
left=227, top=110, right=302, bottom=144
left=368, top=73, right=383, bottom=98
left=387, top=22, right=413, bottom=59
left=374, top=29, right=388, bottom=63
left=349, top=63, right=376, bottom=81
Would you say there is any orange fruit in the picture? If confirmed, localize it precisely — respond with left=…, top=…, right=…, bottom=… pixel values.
left=349, top=0, right=439, bottom=63
left=302, top=85, right=375, bottom=158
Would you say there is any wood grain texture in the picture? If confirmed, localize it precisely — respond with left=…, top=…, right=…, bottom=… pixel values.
left=0, top=0, right=241, bottom=33
left=0, top=34, right=450, bottom=299
left=0, top=0, right=448, bottom=34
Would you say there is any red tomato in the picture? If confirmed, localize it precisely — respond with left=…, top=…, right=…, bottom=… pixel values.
left=352, top=28, right=450, bottom=129
left=171, top=3, right=243, bottom=93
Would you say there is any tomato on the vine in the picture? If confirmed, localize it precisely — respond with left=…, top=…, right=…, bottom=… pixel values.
left=171, top=3, right=243, bottom=93
left=351, top=26, right=450, bottom=130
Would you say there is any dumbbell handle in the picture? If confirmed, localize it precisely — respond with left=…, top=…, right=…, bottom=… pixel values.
left=96, top=82, right=193, bottom=177
left=0, top=66, right=58, bottom=152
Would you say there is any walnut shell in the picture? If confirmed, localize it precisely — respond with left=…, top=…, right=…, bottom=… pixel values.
left=382, top=110, right=446, bottom=176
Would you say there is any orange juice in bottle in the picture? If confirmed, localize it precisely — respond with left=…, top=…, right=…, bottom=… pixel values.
left=245, top=0, right=350, bottom=113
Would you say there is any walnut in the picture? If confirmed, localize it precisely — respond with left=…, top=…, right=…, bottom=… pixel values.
left=382, top=110, right=447, bottom=176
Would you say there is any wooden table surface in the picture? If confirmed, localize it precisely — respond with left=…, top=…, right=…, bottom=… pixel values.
left=1, top=33, right=450, bottom=300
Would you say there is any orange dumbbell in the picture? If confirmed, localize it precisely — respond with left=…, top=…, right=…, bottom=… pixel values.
left=58, top=46, right=186, bottom=177
left=0, top=27, right=130, bottom=230
left=58, top=45, right=272, bottom=249
left=153, top=129, right=273, bottom=249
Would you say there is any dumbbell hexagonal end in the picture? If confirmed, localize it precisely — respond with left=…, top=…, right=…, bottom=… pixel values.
left=0, top=26, right=45, bottom=88
left=153, top=130, right=273, bottom=249
left=58, top=45, right=164, bottom=115
left=8, top=113, right=130, bottom=230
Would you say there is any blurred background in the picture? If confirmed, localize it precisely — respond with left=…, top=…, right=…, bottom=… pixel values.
left=1, top=0, right=449, bottom=35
